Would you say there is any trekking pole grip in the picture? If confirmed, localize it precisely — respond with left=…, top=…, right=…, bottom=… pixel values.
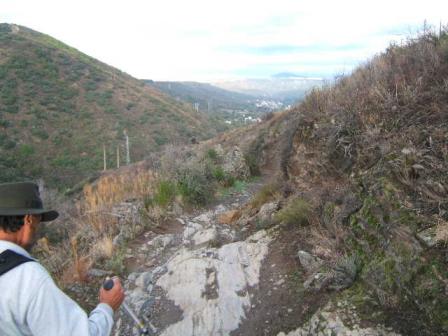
left=103, top=277, right=114, bottom=290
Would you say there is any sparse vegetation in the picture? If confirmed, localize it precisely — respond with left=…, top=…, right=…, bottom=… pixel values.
left=243, top=26, right=448, bottom=334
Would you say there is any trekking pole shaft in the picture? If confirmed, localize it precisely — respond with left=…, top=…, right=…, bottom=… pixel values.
left=103, top=278, right=153, bottom=335
left=122, top=302, right=145, bottom=329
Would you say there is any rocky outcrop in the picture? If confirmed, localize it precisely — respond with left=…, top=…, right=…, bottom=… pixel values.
left=111, top=200, right=145, bottom=245
left=157, top=229, right=272, bottom=335
left=222, top=146, right=251, bottom=180
left=257, top=201, right=279, bottom=223
left=297, top=250, right=324, bottom=273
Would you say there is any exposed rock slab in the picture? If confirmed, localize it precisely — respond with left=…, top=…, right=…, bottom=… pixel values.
left=157, top=230, right=272, bottom=336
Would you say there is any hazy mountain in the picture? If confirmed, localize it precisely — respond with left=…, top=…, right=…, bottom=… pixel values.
left=145, top=80, right=257, bottom=111
left=213, top=75, right=324, bottom=105
left=0, top=24, right=216, bottom=188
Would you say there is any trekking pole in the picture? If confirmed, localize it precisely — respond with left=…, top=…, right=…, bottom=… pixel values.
left=103, top=277, right=156, bottom=336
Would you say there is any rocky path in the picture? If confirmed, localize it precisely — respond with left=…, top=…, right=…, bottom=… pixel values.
left=113, top=183, right=278, bottom=336
left=111, top=181, right=401, bottom=336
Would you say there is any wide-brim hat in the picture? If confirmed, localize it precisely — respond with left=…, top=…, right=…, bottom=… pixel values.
left=0, top=182, right=59, bottom=222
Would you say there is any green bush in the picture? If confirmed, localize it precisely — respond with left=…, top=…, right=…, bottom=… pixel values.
left=206, top=148, right=219, bottom=162
left=2, top=139, right=16, bottom=149
left=232, top=180, right=247, bottom=193
left=51, top=154, right=78, bottom=168
left=2, top=104, right=19, bottom=114
left=18, top=144, right=35, bottom=157
left=154, top=133, right=168, bottom=146
left=83, top=81, right=98, bottom=91
left=212, top=166, right=225, bottom=181
left=212, top=166, right=235, bottom=187
left=31, top=128, right=49, bottom=140
left=149, top=180, right=177, bottom=208
left=177, top=167, right=214, bottom=206
left=0, top=119, right=10, bottom=128
left=275, top=197, right=312, bottom=226
left=104, top=106, right=116, bottom=114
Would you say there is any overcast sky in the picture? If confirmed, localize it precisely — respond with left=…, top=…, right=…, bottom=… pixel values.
left=1, top=0, right=447, bottom=81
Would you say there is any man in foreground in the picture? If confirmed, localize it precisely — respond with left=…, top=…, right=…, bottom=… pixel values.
left=0, top=181, right=125, bottom=336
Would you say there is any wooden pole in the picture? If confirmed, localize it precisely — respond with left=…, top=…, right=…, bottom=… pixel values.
left=124, top=130, right=130, bottom=165
left=103, top=144, right=107, bottom=171
left=117, top=146, right=120, bottom=168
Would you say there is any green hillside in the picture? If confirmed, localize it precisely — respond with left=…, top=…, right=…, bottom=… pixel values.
left=0, top=24, right=216, bottom=189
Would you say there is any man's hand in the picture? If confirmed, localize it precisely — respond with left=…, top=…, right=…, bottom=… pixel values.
left=99, top=277, right=125, bottom=312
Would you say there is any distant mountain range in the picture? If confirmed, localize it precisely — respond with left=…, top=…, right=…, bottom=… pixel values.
left=0, top=24, right=217, bottom=188
left=271, top=72, right=323, bottom=79
left=145, top=80, right=258, bottom=112
left=213, top=76, right=324, bottom=105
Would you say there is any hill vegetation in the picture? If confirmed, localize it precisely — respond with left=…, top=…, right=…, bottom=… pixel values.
left=230, top=27, right=448, bottom=334
left=0, top=24, right=216, bottom=189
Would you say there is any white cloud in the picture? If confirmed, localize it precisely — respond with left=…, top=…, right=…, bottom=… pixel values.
left=1, top=0, right=447, bottom=80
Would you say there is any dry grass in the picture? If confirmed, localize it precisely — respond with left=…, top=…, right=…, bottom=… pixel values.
left=300, top=27, right=448, bottom=132
left=309, top=219, right=349, bottom=261
left=82, top=162, right=158, bottom=212
left=36, top=162, right=160, bottom=285
left=275, top=197, right=312, bottom=226
left=250, top=183, right=282, bottom=209
left=435, top=218, right=448, bottom=244
left=93, top=236, right=114, bottom=259
left=285, top=27, right=448, bottom=217
left=57, top=236, right=93, bottom=283
left=79, top=162, right=158, bottom=243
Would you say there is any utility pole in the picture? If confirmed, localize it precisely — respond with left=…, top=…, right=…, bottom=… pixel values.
left=124, top=130, right=130, bottom=165
left=103, top=144, right=107, bottom=171
left=116, top=145, right=120, bottom=168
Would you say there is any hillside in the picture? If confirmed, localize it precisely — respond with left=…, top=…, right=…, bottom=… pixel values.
left=0, top=24, right=216, bottom=188
left=145, top=80, right=282, bottom=127
left=219, top=29, right=448, bottom=334
left=33, top=28, right=448, bottom=336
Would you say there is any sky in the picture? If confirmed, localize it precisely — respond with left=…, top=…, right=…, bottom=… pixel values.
left=1, top=0, right=447, bottom=82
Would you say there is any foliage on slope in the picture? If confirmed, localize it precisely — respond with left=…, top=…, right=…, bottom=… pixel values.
left=0, top=24, right=216, bottom=188
left=243, top=28, right=448, bottom=335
